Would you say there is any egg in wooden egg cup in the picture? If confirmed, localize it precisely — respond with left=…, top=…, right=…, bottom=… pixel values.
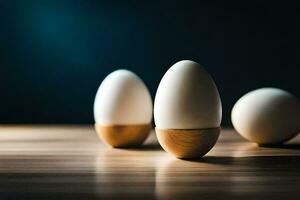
left=154, top=60, right=222, bottom=159
left=94, top=69, right=153, bottom=148
left=155, top=127, right=220, bottom=159
left=95, top=124, right=151, bottom=148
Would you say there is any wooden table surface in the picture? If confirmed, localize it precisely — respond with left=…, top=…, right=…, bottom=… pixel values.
left=0, top=125, right=299, bottom=200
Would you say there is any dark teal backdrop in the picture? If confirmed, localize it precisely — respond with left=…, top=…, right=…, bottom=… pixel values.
left=0, top=0, right=299, bottom=125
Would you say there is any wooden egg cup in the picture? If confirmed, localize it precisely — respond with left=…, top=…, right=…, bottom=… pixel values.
left=156, top=127, right=220, bottom=159
left=95, top=124, right=151, bottom=148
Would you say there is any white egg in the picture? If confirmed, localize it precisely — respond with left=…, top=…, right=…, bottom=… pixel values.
left=94, top=69, right=152, bottom=125
left=154, top=60, right=222, bottom=129
left=231, top=88, right=300, bottom=144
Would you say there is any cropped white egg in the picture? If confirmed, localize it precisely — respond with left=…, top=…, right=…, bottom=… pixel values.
left=154, top=60, right=222, bottom=129
left=94, top=69, right=152, bottom=125
left=231, top=88, right=300, bottom=144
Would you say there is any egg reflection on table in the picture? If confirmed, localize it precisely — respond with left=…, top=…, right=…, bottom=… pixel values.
left=94, top=69, right=153, bottom=148
left=154, top=60, right=222, bottom=159
left=231, top=88, right=300, bottom=145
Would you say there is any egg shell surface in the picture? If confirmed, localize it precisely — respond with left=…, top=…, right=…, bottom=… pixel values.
left=154, top=60, right=222, bottom=129
left=231, top=88, right=300, bottom=144
left=94, top=69, right=152, bottom=125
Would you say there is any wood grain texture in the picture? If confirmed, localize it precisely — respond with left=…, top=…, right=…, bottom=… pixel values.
left=95, top=124, right=151, bottom=147
left=155, top=127, right=220, bottom=159
left=0, top=125, right=299, bottom=200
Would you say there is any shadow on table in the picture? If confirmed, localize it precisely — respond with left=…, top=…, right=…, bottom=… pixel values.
left=201, top=155, right=300, bottom=166
left=111, top=143, right=162, bottom=151
left=258, top=143, right=300, bottom=150
left=126, top=143, right=163, bottom=151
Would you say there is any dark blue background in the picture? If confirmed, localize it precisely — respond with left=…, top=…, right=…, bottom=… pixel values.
left=0, top=0, right=299, bottom=125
